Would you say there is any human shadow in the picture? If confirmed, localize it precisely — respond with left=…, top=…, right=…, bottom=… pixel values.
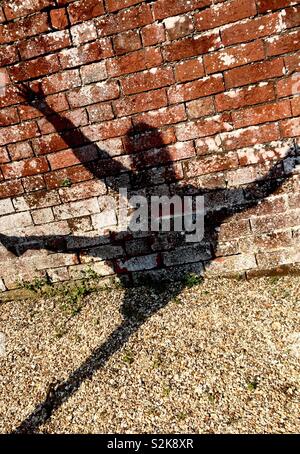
left=0, top=83, right=298, bottom=432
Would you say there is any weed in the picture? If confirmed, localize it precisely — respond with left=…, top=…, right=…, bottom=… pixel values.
left=60, top=178, right=72, bottom=187
left=183, top=273, right=203, bottom=288
left=123, top=350, right=134, bottom=365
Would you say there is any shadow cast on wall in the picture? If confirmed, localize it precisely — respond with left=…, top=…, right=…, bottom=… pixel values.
left=0, top=83, right=298, bottom=433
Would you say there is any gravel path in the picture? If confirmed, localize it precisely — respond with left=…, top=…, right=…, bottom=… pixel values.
left=0, top=276, right=299, bottom=434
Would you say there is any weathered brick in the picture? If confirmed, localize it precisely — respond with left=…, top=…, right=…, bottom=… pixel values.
left=186, top=97, right=215, bottom=119
left=168, top=74, right=224, bottom=104
left=96, top=3, right=152, bottom=36
left=0, top=106, right=19, bottom=127
left=68, top=0, right=104, bottom=24
left=50, top=8, right=69, bottom=30
left=107, top=48, right=162, bottom=78
left=67, top=80, right=119, bottom=108
left=113, top=29, right=142, bottom=56
left=19, top=31, right=71, bottom=60
left=105, top=0, right=144, bottom=13
left=121, top=67, right=174, bottom=95
left=153, top=0, right=211, bottom=20
left=174, top=58, right=205, bottom=83
left=281, top=117, right=300, bottom=138
left=2, top=157, right=49, bottom=179
left=0, top=122, right=39, bottom=147
left=38, top=108, right=88, bottom=134
left=221, top=12, right=283, bottom=46
left=195, top=0, right=257, bottom=31
left=215, top=82, right=275, bottom=112
left=114, top=89, right=168, bottom=117
left=221, top=123, right=281, bottom=151
left=59, top=39, right=113, bottom=69
left=164, top=14, right=194, bottom=41
left=204, top=40, right=265, bottom=74
left=265, top=30, right=300, bottom=57
left=42, top=69, right=82, bottom=95
left=184, top=151, right=239, bottom=178
left=70, top=20, right=97, bottom=45
left=256, top=0, right=297, bottom=13
left=0, top=13, right=50, bottom=45
left=133, top=105, right=186, bottom=129
left=232, top=100, right=292, bottom=128
left=224, top=58, right=285, bottom=89
left=8, top=142, right=34, bottom=161
left=9, top=55, right=61, bottom=82
left=176, top=113, right=232, bottom=141
left=87, top=103, right=114, bottom=123
left=141, top=23, right=165, bottom=47
left=163, top=32, right=220, bottom=62
left=0, top=44, right=19, bottom=66
left=3, top=0, right=55, bottom=20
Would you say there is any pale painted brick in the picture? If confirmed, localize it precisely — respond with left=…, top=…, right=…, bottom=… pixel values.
left=32, top=208, right=54, bottom=225
left=0, top=212, right=32, bottom=232
left=0, top=199, right=15, bottom=215
left=53, top=198, right=100, bottom=220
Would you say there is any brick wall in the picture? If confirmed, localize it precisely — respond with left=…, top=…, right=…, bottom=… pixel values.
left=0, top=0, right=299, bottom=292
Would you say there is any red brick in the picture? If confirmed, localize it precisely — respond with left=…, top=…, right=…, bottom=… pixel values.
left=221, top=123, right=280, bottom=151
left=133, top=105, right=186, bottom=129
left=168, top=74, right=224, bottom=104
left=123, top=127, right=176, bottom=153
left=256, top=0, right=297, bottom=13
left=70, top=17, right=97, bottom=44
left=50, top=8, right=69, bottom=30
left=284, top=51, right=300, bottom=74
left=284, top=5, right=300, bottom=29
left=0, top=106, right=19, bottom=126
left=204, top=40, right=265, bottom=74
left=163, top=32, right=220, bottom=62
left=22, top=175, right=46, bottom=193
left=277, top=74, right=300, bottom=97
left=87, top=103, right=114, bottom=123
left=221, top=12, right=282, bottom=46
left=0, top=122, right=39, bottom=147
left=114, top=88, right=168, bottom=117
left=184, top=152, right=239, bottom=178
left=0, top=84, right=24, bottom=109
left=3, top=0, right=55, bottom=20
left=186, top=97, right=215, bottom=119
left=8, top=142, right=34, bottom=161
left=195, top=0, right=257, bottom=31
left=224, top=58, right=285, bottom=89
left=44, top=166, right=93, bottom=189
left=32, top=131, right=87, bottom=155
left=153, top=0, right=211, bottom=20
left=174, top=58, right=205, bottom=83
left=141, top=23, right=165, bottom=47
left=67, top=80, right=119, bottom=108
left=121, top=67, right=174, bottom=95
left=59, top=39, right=113, bottom=69
left=19, top=31, right=71, bottom=61
left=82, top=118, right=132, bottom=141
left=215, top=83, right=275, bottom=112
left=232, top=100, right=292, bottom=128
left=96, top=3, right=152, bottom=37
left=164, top=14, right=194, bottom=41
left=18, top=93, right=69, bottom=121
left=265, top=30, right=300, bottom=57
left=80, top=61, right=107, bottom=84
left=134, top=142, right=195, bottom=170
left=0, top=148, right=9, bottom=164
left=38, top=108, right=89, bottom=134
left=0, top=180, right=24, bottom=199
left=9, top=55, right=61, bottom=82
left=2, top=157, right=49, bottom=179
left=113, top=30, right=142, bottom=56
left=107, top=48, right=162, bottom=77
left=47, top=146, right=99, bottom=170
left=105, top=0, right=144, bottom=13
left=291, top=97, right=300, bottom=116
left=0, top=13, right=50, bottom=45
left=281, top=117, right=300, bottom=137
left=176, top=113, right=232, bottom=141
left=68, top=0, right=104, bottom=24
left=0, top=44, right=19, bottom=66
left=0, top=8, right=5, bottom=23
left=42, top=69, right=81, bottom=95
